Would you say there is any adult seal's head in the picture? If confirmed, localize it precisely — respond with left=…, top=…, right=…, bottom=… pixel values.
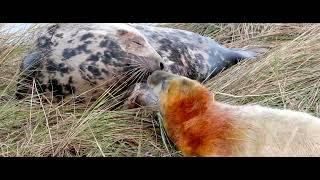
left=16, top=23, right=165, bottom=103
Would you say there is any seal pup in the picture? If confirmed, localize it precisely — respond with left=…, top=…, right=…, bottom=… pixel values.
left=147, top=70, right=320, bottom=157
left=15, top=23, right=264, bottom=108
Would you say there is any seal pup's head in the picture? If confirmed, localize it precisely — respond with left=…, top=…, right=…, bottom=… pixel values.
left=147, top=70, right=213, bottom=121
left=147, top=71, right=242, bottom=157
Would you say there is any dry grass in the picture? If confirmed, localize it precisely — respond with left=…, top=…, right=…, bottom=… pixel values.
left=0, top=23, right=319, bottom=157
left=205, top=24, right=320, bottom=117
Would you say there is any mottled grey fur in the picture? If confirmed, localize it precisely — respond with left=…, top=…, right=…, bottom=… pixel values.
left=16, top=23, right=264, bottom=108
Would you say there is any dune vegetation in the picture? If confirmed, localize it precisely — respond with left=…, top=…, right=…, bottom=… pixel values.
left=0, top=23, right=319, bottom=156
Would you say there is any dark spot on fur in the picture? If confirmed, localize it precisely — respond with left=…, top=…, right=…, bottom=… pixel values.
left=158, top=38, right=173, bottom=50
left=117, top=29, right=128, bottom=36
left=46, top=60, right=58, bottom=72
left=101, top=51, right=112, bottom=64
left=159, top=38, right=183, bottom=66
left=86, top=52, right=102, bottom=62
left=55, top=33, right=64, bottom=38
left=48, top=79, right=64, bottom=100
left=186, top=62, right=198, bottom=80
left=158, top=38, right=199, bottom=79
left=64, top=83, right=75, bottom=94
left=63, top=44, right=92, bottom=60
left=62, top=48, right=77, bottom=59
left=67, top=40, right=73, bottom=43
left=58, top=63, right=70, bottom=74
left=99, top=40, right=108, bottom=48
left=47, top=24, right=60, bottom=35
left=79, top=64, right=98, bottom=86
left=84, top=41, right=92, bottom=44
left=80, top=33, right=94, bottom=41
left=99, top=37, right=121, bottom=51
left=88, top=65, right=101, bottom=77
left=47, top=60, right=72, bottom=76
left=21, top=51, right=42, bottom=71
left=68, top=76, right=73, bottom=84
left=101, top=69, right=108, bottom=75
left=76, top=44, right=91, bottom=54
left=79, top=64, right=86, bottom=72
left=37, top=36, right=53, bottom=49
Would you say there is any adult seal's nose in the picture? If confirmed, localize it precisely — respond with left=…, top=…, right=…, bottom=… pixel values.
left=150, top=57, right=165, bottom=72
left=160, top=62, right=164, bottom=70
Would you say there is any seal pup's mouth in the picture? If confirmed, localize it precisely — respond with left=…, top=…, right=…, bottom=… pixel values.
left=147, top=70, right=180, bottom=97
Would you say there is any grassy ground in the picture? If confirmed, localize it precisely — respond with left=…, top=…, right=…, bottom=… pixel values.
left=0, top=23, right=319, bottom=157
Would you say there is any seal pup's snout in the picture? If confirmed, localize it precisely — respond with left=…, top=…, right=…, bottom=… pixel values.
left=147, top=70, right=172, bottom=87
left=147, top=70, right=176, bottom=96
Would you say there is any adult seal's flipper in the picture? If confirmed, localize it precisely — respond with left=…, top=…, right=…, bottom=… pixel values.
left=15, top=51, right=43, bottom=100
left=229, top=46, right=269, bottom=59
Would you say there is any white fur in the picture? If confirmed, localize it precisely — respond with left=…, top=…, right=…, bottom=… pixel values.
left=148, top=71, right=320, bottom=156
left=216, top=102, right=320, bottom=156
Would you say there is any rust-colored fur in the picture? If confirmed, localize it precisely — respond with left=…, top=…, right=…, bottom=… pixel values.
left=148, top=71, right=320, bottom=157
left=159, top=79, right=243, bottom=156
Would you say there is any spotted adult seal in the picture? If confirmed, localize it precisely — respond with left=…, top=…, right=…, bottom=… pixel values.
left=15, top=23, right=264, bottom=108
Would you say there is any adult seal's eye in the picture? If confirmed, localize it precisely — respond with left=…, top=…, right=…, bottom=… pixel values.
left=132, top=40, right=143, bottom=46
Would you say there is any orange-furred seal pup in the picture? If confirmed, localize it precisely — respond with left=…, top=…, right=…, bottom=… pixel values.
left=147, top=70, right=320, bottom=157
